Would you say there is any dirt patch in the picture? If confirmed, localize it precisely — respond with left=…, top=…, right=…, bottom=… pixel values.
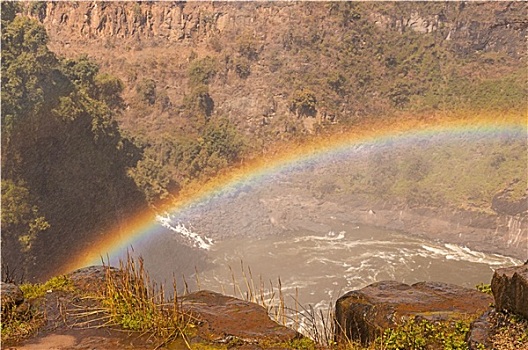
left=9, top=328, right=178, bottom=350
left=8, top=334, right=75, bottom=350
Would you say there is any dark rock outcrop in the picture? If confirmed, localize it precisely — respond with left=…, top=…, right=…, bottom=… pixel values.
left=0, top=282, right=28, bottom=319
left=491, top=261, right=528, bottom=318
left=467, top=309, right=495, bottom=350
left=335, top=281, right=493, bottom=345
left=181, top=290, right=300, bottom=344
left=492, top=183, right=528, bottom=216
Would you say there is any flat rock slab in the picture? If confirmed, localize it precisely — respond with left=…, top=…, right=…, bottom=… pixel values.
left=491, top=261, right=528, bottom=319
left=181, top=290, right=299, bottom=344
left=335, top=280, right=493, bottom=345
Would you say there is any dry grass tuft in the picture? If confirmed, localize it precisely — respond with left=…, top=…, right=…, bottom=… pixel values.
left=99, top=253, right=195, bottom=349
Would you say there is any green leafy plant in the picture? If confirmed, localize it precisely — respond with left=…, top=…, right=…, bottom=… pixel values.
left=379, top=317, right=472, bottom=350
left=136, top=78, right=157, bottom=105
left=475, top=283, right=492, bottom=295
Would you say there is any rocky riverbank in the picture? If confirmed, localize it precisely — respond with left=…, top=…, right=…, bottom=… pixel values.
left=178, top=171, right=527, bottom=262
left=1, top=266, right=304, bottom=350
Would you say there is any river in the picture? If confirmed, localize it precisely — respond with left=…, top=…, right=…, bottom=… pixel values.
left=191, top=223, right=517, bottom=308
left=134, top=217, right=520, bottom=332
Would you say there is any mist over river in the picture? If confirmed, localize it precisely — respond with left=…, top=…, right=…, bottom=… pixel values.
left=107, top=132, right=525, bottom=315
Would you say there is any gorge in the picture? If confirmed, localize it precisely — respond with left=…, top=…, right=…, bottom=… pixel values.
left=1, top=2, right=527, bottom=349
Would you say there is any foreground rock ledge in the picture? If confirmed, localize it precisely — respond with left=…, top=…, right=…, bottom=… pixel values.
left=181, top=290, right=300, bottom=345
left=335, top=280, right=493, bottom=345
left=3, top=267, right=302, bottom=350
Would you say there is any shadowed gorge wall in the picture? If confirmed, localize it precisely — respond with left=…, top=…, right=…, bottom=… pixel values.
left=1, top=4, right=147, bottom=281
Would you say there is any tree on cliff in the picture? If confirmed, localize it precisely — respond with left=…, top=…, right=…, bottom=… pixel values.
left=1, top=10, right=146, bottom=281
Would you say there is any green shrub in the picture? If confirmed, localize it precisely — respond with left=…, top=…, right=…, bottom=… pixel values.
left=29, top=2, right=46, bottom=21
left=234, top=58, right=251, bottom=79
left=183, top=84, right=214, bottom=120
left=380, top=318, right=471, bottom=350
left=94, top=73, right=124, bottom=110
left=475, top=283, right=492, bottom=295
left=20, top=275, right=74, bottom=300
left=290, top=89, right=317, bottom=117
left=136, top=78, right=157, bottom=105
left=236, top=34, right=259, bottom=60
left=327, top=72, right=348, bottom=96
left=188, top=56, right=217, bottom=86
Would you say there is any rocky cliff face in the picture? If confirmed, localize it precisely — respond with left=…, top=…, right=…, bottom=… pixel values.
left=25, top=1, right=526, bottom=137
left=35, top=2, right=527, bottom=55
left=36, top=2, right=218, bottom=43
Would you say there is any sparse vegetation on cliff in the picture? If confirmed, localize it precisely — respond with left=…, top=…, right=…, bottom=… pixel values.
left=20, top=1, right=525, bottom=216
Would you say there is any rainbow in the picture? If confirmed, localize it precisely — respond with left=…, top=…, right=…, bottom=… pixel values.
left=61, top=112, right=526, bottom=274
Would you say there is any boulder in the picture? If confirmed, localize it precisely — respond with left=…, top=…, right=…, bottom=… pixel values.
left=491, top=262, right=528, bottom=318
left=335, top=281, right=493, bottom=345
left=1, top=282, right=30, bottom=320
left=1, top=282, right=24, bottom=306
left=181, top=290, right=300, bottom=344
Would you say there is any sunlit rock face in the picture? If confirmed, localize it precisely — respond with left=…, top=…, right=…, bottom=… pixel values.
left=334, top=281, right=492, bottom=345
left=180, top=290, right=300, bottom=344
